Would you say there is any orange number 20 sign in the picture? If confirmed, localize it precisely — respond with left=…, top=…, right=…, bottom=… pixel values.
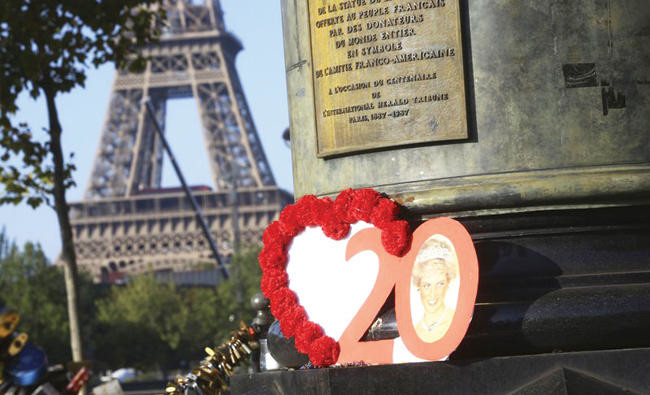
left=338, top=217, right=479, bottom=364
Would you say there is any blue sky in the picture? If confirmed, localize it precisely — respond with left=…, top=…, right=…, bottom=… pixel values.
left=0, top=1, right=293, bottom=261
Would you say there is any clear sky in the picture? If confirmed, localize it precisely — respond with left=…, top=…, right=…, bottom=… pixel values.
left=0, top=1, right=293, bottom=261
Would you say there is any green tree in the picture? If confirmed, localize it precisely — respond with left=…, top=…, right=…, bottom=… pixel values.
left=95, top=274, right=188, bottom=370
left=176, top=287, right=223, bottom=363
left=93, top=246, right=263, bottom=370
left=0, top=231, right=99, bottom=364
left=0, top=0, right=162, bottom=363
left=215, top=246, right=263, bottom=336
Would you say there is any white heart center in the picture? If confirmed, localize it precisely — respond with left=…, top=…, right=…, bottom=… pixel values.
left=286, top=222, right=379, bottom=341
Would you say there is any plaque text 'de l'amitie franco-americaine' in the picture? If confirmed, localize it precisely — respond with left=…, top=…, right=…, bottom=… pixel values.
left=308, top=0, right=468, bottom=157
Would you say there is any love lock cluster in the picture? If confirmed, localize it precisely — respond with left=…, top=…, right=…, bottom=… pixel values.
left=0, top=311, right=28, bottom=389
left=165, top=321, right=259, bottom=395
left=1, top=307, right=93, bottom=393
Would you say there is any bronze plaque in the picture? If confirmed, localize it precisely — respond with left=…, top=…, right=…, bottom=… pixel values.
left=308, top=0, right=468, bottom=157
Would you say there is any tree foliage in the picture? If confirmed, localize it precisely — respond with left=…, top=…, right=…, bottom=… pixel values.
left=215, top=247, right=264, bottom=331
left=0, top=229, right=100, bottom=363
left=95, top=274, right=187, bottom=370
left=0, top=0, right=162, bottom=207
left=0, top=123, right=59, bottom=208
left=0, top=234, right=264, bottom=370
left=93, top=246, right=263, bottom=370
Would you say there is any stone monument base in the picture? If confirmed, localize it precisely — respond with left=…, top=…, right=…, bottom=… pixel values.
left=231, top=347, right=649, bottom=394
left=233, top=202, right=650, bottom=394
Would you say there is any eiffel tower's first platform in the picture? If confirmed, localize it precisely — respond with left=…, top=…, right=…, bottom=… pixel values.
left=70, top=0, right=291, bottom=281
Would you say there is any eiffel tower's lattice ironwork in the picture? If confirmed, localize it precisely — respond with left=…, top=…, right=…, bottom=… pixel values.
left=69, top=0, right=291, bottom=282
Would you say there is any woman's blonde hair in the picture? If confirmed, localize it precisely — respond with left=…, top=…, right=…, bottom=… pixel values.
left=411, top=235, right=457, bottom=287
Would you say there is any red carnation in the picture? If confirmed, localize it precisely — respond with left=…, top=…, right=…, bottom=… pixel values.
left=279, top=204, right=305, bottom=237
left=322, top=218, right=350, bottom=240
left=333, top=189, right=356, bottom=223
left=263, top=221, right=290, bottom=248
left=293, top=195, right=322, bottom=227
left=279, top=305, right=307, bottom=338
left=371, top=198, right=400, bottom=229
left=270, top=287, right=298, bottom=320
left=381, top=220, right=412, bottom=257
left=294, top=321, right=323, bottom=354
left=308, top=336, right=340, bottom=367
left=349, top=189, right=381, bottom=222
left=261, top=269, right=288, bottom=298
left=258, top=244, right=287, bottom=272
left=308, top=195, right=334, bottom=226
left=316, top=196, right=334, bottom=210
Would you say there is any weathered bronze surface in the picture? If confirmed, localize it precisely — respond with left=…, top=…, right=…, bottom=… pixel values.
left=282, top=0, right=650, bottom=214
left=308, top=0, right=468, bottom=156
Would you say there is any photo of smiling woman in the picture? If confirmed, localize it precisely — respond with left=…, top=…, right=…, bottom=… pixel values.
left=411, top=234, right=460, bottom=343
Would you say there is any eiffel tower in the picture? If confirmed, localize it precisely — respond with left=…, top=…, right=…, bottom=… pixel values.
left=69, top=0, right=291, bottom=282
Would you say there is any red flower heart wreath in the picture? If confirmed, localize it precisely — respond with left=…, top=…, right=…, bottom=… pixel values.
left=258, top=188, right=412, bottom=367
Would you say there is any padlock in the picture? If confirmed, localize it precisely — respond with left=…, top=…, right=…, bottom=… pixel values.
left=5, top=342, right=48, bottom=387
left=0, top=313, right=19, bottom=340
left=164, top=322, right=261, bottom=395
left=7, top=334, right=27, bottom=357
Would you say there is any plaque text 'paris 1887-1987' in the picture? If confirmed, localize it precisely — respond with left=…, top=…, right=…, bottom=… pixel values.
left=308, top=0, right=468, bottom=156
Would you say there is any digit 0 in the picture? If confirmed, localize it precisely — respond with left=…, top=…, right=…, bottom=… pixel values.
left=394, top=217, right=478, bottom=361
